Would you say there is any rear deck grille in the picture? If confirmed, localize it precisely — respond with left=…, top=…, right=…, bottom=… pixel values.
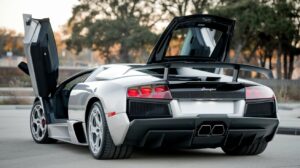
left=127, top=100, right=171, bottom=120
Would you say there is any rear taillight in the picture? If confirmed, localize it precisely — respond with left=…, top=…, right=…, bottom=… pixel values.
left=127, top=85, right=172, bottom=99
left=245, top=86, right=274, bottom=100
left=127, top=88, right=139, bottom=97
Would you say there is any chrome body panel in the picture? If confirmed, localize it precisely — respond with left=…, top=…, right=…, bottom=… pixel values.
left=48, top=120, right=88, bottom=146
left=68, top=66, right=162, bottom=145
left=48, top=123, right=71, bottom=142
left=23, top=14, right=41, bottom=97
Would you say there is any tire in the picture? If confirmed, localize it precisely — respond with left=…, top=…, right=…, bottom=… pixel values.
left=222, top=139, right=268, bottom=155
left=87, top=101, right=133, bottom=159
left=30, top=100, right=56, bottom=143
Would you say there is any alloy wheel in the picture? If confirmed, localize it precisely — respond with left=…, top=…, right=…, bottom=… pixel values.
left=88, top=105, right=104, bottom=154
left=30, top=104, right=47, bottom=141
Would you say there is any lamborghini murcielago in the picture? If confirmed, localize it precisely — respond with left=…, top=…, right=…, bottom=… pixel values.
left=18, top=14, right=279, bottom=159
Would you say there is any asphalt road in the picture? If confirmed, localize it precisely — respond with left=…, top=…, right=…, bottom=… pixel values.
left=0, top=108, right=300, bottom=168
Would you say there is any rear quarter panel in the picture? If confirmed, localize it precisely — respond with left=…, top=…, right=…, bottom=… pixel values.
left=68, top=75, right=162, bottom=145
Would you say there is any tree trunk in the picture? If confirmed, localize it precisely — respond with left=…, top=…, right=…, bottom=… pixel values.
left=259, top=54, right=267, bottom=68
left=246, top=42, right=259, bottom=63
left=288, top=54, right=294, bottom=79
left=283, top=52, right=288, bottom=79
left=276, top=44, right=282, bottom=79
left=268, top=50, right=273, bottom=70
left=101, top=48, right=111, bottom=64
left=119, top=44, right=130, bottom=63
left=269, top=55, right=272, bottom=69
left=105, top=54, right=112, bottom=64
left=233, top=43, right=243, bottom=63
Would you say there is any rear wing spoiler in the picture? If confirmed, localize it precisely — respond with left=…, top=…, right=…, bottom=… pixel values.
left=130, top=62, right=274, bottom=82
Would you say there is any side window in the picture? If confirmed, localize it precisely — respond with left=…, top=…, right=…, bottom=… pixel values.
left=85, top=66, right=108, bottom=81
left=63, top=72, right=91, bottom=91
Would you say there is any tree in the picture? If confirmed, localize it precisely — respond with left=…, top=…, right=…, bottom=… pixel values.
left=0, top=28, right=23, bottom=56
left=210, top=0, right=273, bottom=63
left=66, top=0, right=158, bottom=63
left=210, top=0, right=300, bottom=79
left=263, top=0, right=299, bottom=79
left=66, top=0, right=300, bottom=79
left=159, top=0, right=212, bottom=18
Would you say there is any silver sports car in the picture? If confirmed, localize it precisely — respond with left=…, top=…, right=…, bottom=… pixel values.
left=18, top=14, right=279, bottom=159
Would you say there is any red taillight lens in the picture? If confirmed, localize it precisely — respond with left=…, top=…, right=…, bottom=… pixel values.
left=140, top=86, right=152, bottom=96
left=154, top=85, right=168, bottom=92
left=127, top=85, right=172, bottom=99
left=245, top=86, right=274, bottom=100
left=127, top=88, right=139, bottom=97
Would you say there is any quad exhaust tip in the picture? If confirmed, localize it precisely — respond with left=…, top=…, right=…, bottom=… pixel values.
left=211, top=124, right=225, bottom=136
left=197, top=125, right=212, bottom=136
left=197, top=124, right=225, bottom=136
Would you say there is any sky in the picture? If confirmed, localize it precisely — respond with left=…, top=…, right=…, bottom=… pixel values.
left=0, top=0, right=79, bottom=33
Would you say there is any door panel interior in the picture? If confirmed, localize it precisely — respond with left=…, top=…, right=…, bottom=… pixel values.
left=23, top=14, right=59, bottom=97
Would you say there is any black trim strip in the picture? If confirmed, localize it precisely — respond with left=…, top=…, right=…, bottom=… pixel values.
left=127, top=62, right=273, bottom=82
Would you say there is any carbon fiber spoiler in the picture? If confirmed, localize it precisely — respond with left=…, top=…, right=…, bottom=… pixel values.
left=130, top=62, right=274, bottom=82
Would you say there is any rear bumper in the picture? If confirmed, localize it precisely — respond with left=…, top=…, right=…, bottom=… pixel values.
left=123, top=115, right=279, bottom=148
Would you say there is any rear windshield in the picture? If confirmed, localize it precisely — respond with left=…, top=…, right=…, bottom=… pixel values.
left=165, top=27, right=222, bottom=59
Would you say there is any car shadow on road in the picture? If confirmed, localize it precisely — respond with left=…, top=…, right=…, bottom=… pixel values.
left=30, top=140, right=252, bottom=160
left=50, top=141, right=230, bottom=159
left=54, top=141, right=90, bottom=153
left=132, top=148, right=229, bottom=159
